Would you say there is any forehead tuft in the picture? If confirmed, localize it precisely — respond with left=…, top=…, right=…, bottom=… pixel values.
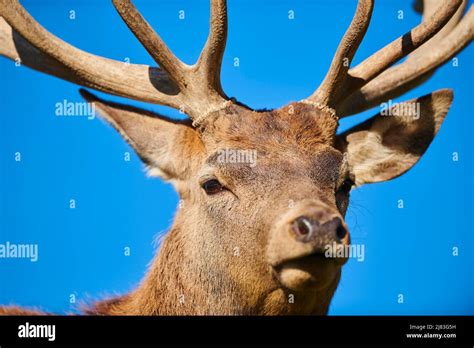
left=200, top=102, right=338, bottom=154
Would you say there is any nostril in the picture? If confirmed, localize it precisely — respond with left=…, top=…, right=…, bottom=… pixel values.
left=292, top=216, right=313, bottom=238
left=336, top=222, right=347, bottom=239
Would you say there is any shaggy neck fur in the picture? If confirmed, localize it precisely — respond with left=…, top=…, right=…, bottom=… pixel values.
left=86, top=225, right=340, bottom=316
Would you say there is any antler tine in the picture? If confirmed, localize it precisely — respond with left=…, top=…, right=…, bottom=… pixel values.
left=338, top=1, right=473, bottom=117
left=196, top=0, right=228, bottom=96
left=342, top=0, right=463, bottom=99
left=0, top=0, right=181, bottom=108
left=111, top=0, right=187, bottom=90
left=112, top=0, right=230, bottom=122
left=409, top=0, right=467, bottom=59
left=306, top=0, right=374, bottom=108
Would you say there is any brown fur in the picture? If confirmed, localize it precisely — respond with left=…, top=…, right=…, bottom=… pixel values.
left=0, top=306, right=48, bottom=315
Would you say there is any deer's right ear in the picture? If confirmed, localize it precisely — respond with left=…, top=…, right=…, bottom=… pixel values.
left=80, top=89, right=205, bottom=181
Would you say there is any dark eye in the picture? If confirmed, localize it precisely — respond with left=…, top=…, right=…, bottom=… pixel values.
left=337, top=178, right=354, bottom=194
left=336, top=178, right=354, bottom=213
left=202, top=179, right=224, bottom=195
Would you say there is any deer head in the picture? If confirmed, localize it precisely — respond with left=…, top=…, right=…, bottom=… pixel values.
left=0, top=0, right=472, bottom=315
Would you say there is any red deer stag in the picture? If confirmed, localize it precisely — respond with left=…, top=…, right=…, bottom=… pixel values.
left=0, top=0, right=472, bottom=315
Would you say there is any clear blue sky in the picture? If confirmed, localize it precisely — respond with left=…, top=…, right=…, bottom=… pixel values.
left=0, top=0, right=472, bottom=314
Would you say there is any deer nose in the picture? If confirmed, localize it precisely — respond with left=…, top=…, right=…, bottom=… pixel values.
left=266, top=202, right=350, bottom=269
left=291, top=215, right=347, bottom=243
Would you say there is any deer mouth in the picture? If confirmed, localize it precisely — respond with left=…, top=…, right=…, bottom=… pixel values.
left=271, top=251, right=345, bottom=292
left=272, top=248, right=348, bottom=269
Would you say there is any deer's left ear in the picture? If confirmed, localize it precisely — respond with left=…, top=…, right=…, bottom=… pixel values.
left=336, top=89, right=453, bottom=186
left=80, top=89, right=205, bottom=181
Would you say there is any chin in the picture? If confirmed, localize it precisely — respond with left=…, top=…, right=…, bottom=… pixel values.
left=275, top=256, right=341, bottom=292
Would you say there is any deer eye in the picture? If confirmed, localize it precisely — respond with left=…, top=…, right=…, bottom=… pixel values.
left=202, top=179, right=224, bottom=195
left=336, top=178, right=354, bottom=213
left=337, top=178, right=354, bottom=194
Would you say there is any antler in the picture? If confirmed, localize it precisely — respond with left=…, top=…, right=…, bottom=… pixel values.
left=303, top=0, right=472, bottom=118
left=336, top=0, right=473, bottom=117
left=2, top=0, right=471, bottom=122
left=306, top=0, right=374, bottom=107
left=0, top=0, right=230, bottom=122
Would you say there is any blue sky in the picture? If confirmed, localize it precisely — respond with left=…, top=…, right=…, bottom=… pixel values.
left=0, top=0, right=472, bottom=314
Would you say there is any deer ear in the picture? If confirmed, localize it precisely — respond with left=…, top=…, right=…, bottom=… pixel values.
left=336, top=89, right=453, bottom=186
left=80, top=89, right=204, bottom=181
